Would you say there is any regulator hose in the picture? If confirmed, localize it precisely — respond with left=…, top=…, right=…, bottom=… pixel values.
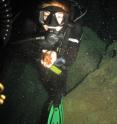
left=0, top=0, right=12, bottom=47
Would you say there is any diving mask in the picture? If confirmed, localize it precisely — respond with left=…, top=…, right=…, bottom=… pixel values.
left=39, top=10, right=68, bottom=31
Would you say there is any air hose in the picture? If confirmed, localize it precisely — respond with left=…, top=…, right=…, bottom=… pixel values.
left=0, top=0, right=12, bottom=47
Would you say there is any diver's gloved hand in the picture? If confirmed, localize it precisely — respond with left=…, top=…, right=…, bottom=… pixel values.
left=0, top=83, right=6, bottom=105
left=41, top=50, right=57, bottom=68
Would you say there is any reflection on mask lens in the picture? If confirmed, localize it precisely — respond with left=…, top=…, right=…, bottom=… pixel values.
left=55, top=12, right=64, bottom=24
left=43, top=11, right=50, bottom=21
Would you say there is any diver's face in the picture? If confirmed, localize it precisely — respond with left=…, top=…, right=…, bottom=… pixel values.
left=42, top=11, right=64, bottom=31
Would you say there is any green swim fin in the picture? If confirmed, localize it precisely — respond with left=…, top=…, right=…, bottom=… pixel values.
left=47, top=99, right=64, bottom=124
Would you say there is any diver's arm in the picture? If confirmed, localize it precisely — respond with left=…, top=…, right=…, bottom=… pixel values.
left=64, top=23, right=82, bottom=66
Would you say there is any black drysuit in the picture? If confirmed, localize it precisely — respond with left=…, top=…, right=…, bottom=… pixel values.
left=37, top=23, right=83, bottom=106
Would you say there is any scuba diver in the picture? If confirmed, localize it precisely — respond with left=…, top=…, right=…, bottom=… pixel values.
left=0, top=0, right=86, bottom=124
left=36, top=0, right=86, bottom=123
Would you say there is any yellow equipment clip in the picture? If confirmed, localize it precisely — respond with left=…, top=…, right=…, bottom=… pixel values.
left=50, top=65, right=62, bottom=75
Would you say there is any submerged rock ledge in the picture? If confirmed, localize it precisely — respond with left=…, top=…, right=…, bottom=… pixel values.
left=64, top=34, right=117, bottom=124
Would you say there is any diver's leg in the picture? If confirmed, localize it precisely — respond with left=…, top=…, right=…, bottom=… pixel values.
left=48, top=72, right=67, bottom=107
